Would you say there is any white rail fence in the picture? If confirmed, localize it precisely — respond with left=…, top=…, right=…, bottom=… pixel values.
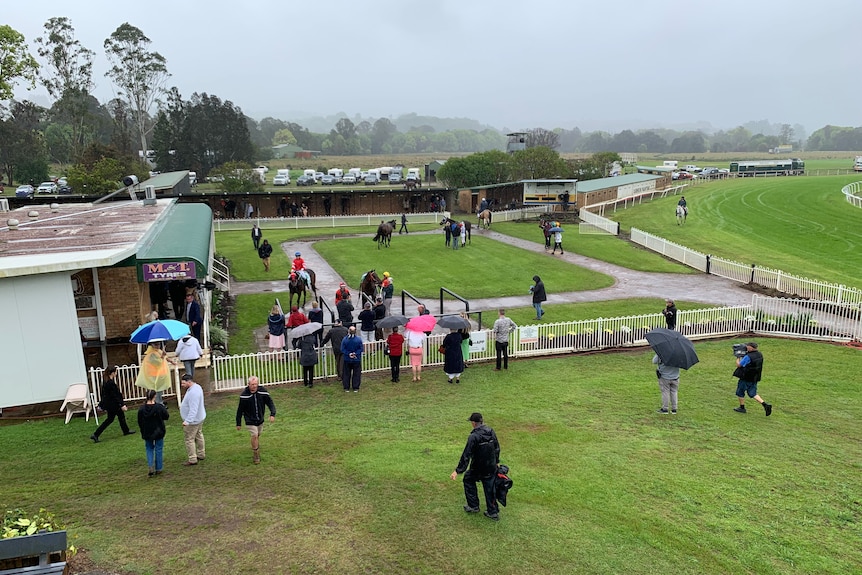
left=630, top=228, right=862, bottom=307
left=81, top=297, right=857, bottom=398
left=579, top=185, right=688, bottom=235
left=842, top=181, right=862, bottom=208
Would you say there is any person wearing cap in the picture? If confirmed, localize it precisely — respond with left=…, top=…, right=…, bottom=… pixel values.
left=291, top=251, right=310, bottom=285
left=340, top=326, right=364, bottom=392
left=662, top=299, right=678, bottom=330
left=335, top=282, right=351, bottom=305
left=179, top=373, right=207, bottom=465
left=322, top=319, right=349, bottom=379
left=733, top=342, right=772, bottom=416
left=450, top=412, right=501, bottom=521
left=258, top=239, right=273, bottom=272
left=236, top=376, right=276, bottom=465
left=381, top=272, right=394, bottom=316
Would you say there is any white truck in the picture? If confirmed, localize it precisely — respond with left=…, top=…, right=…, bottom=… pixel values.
left=855, top=156, right=862, bottom=172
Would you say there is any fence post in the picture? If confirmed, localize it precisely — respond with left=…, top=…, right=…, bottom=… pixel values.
left=706, top=254, right=711, bottom=275
left=750, top=263, right=756, bottom=284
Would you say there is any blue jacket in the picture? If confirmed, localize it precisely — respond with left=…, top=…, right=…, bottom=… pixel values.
left=340, top=334, right=364, bottom=364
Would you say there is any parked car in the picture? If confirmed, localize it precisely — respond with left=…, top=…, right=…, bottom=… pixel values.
left=273, top=175, right=290, bottom=186
left=58, top=185, right=73, bottom=194
left=15, top=185, right=34, bottom=198
left=57, top=177, right=68, bottom=187
left=314, top=172, right=324, bottom=182
left=364, top=174, right=380, bottom=185
left=37, top=181, right=58, bottom=194
left=341, top=175, right=356, bottom=185
left=296, top=175, right=315, bottom=186
left=700, top=167, right=720, bottom=178
left=388, top=174, right=402, bottom=184
left=321, top=175, right=336, bottom=185
left=677, top=171, right=694, bottom=180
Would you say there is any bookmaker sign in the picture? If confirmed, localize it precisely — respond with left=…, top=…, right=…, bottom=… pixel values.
left=140, top=261, right=197, bottom=282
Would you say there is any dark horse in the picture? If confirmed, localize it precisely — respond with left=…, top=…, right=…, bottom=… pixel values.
left=360, top=269, right=381, bottom=304
left=372, top=219, right=396, bottom=249
left=288, top=269, right=317, bottom=309
left=440, top=217, right=471, bottom=245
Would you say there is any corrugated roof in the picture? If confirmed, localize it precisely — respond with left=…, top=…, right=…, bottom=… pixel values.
left=135, top=203, right=213, bottom=280
left=577, top=173, right=661, bottom=193
left=0, top=200, right=172, bottom=278
left=141, top=170, right=189, bottom=190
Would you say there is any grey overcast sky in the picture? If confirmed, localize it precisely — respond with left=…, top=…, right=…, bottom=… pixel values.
left=6, top=0, right=861, bottom=133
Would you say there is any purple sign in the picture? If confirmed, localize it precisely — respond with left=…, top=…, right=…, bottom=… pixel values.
left=141, top=261, right=197, bottom=282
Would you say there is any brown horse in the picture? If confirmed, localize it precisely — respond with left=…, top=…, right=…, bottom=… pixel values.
left=360, top=269, right=381, bottom=304
left=372, top=219, right=396, bottom=249
left=440, top=217, right=471, bottom=245
left=477, top=209, right=492, bottom=229
left=288, top=269, right=317, bottom=308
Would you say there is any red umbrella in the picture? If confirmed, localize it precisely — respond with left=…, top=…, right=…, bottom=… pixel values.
left=405, top=314, right=437, bottom=333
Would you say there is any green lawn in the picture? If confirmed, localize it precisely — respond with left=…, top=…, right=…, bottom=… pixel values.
left=2, top=338, right=859, bottom=574
left=611, top=175, right=862, bottom=287
left=489, top=221, right=697, bottom=274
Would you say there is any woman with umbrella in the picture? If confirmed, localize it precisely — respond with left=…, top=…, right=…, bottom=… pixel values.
left=550, top=226, right=564, bottom=254
left=131, top=317, right=188, bottom=404
left=404, top=314, right=435, bottom=382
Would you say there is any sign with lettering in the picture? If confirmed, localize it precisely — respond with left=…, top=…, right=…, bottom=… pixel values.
left=140, top=261, right=197, bottom=282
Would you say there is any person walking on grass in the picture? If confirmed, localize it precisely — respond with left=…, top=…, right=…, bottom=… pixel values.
left=653, top=354, right=679, bottom=414
left=258, top=239, right=273, bottom=272
left=399, top=213, right=409, bottom=234
left=236, top=376, right=277, bottom=464
left=179, top=373, right=206, bottom=466
left=492, top=309, right=517, bottom=370
left=251, top=224, right=262, bottom=250
left=91, top=365, right=135, bottom=443
left=530, top=275, right=547, bottom=320
left=450, top=412, right=501, bottom=521
left=175, top=334, right=202, bottom=378
left=138, top=390, right=169, bottom=477
left=551, top=229, right=563, bottom=254
left=733, top=342, right=772, bottom=416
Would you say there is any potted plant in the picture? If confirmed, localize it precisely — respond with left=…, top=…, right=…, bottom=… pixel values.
left=1, top=508, right=75, bottom=574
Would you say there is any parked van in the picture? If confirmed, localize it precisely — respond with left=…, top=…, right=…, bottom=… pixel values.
left=662, top=161, right=679, bottom=169
left=407, top=168, right=421, bottom=180
left=188, top=171, right=197, bottom=186
left=303, top=169, right=316, bottom=179
left=348, top=168, right=362, bottom=180
left=328, top=168, right=344, bottom=179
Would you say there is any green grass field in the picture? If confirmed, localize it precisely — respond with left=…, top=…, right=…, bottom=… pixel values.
left=611, top=175, right=862, bottom=287
left=2, top=339, right=860, bottom=574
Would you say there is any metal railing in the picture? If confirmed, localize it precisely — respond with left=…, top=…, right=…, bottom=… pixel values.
left=211, top=257, right=230, bottom=292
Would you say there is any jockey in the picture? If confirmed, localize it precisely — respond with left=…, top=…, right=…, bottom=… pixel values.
left=291, top=251, right=310, bottom=284
left=678, top=196, right=687, bottom=208
left=335, top=282, right=351, bottom=304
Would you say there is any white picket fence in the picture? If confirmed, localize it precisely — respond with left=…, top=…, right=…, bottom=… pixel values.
left=630, top=228, right=862, bottom=306
left=843, top=181, right=862, bottom=208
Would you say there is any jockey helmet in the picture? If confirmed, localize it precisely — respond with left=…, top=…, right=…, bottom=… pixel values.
left=383, top=272, right=390, bottom=277
left=294, top=251, right=301, bottom=257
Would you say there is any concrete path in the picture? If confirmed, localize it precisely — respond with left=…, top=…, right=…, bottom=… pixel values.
left=231, top=229, right=754, bottom=316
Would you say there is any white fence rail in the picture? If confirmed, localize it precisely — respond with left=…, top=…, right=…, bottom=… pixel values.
left=213, top=212, right=450, bottom=232
left=630, top=228, right=862, bottom=307
left=88, top=364, right=182, bottom=408
left=842, top=181, right=862, bottom=208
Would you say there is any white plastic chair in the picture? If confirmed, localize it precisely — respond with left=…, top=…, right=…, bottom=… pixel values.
left=59, top=383, right=92, bottom=424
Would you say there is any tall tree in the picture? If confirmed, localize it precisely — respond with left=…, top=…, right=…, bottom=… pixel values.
left=371, top=118, right=397, bottom=154
left=436, top=150, right=511, bottom=189
left=526, top=128, right=560, bottom=150
left=0, top=100, right=48, bottom=184
left=510, top=146, right=572, bottom=181
left=335, top=117, right=356, bottom=140
left=103, top=23, right=170, bottom=156
left=0, top=25, right=39, bottom=103
left=35, top=17, right=94, bottom=99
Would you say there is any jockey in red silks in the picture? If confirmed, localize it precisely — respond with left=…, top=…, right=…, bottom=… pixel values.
left=291, top=251, right=310, bottom=284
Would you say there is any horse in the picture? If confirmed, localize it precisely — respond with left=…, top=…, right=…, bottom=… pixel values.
left=440, top=217, right=471, bottom=245
left=675, top=205, right=688, bottom=225
left=403, top=179, right=421, bottom=191
left=372, top=219, right=396, bottom=249
left=288, top=268, right=317, bottom=309
left=360, top=269, right=381, bottom=304
left=477, top=209, right=493, bottom=229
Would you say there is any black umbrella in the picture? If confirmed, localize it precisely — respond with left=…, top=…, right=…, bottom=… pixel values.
left=645, top=328, right=699, bottom=370
left=376, top=314, right=409, bottom=329
left=437, top=315, right=471, bottom=330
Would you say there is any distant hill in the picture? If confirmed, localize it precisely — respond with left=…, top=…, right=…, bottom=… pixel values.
left=291, top=112, right=500, bottom=134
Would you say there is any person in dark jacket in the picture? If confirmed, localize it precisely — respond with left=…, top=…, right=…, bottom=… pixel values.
left=91, top=365, right=135, bottom=442
left=322, top=320, right=349, bottom=379
left=267, top=305, right=286, bottom=352
left=307, top=301, right=324, bottom=346
left=733, top=342, right=772, bottom=416
left=336, top=295, right=354, bottom=327
left=372, top=297, right=386, bottom=340
left=258, top=239, right=273, bottom=272
left=251, top=224, right=262, bottom=250
left=340, top=326, right=364, bottom=392
left=236, top=376, right=277, bottom=464
left=358, top=302, right=376, bottom=343
left=450, top=412, right=501, bottom=520
left=298, top=334, right=319, bottom=388
left=441, top=329, right=465, bottom=384
left=662, top=299, right=678, bottom=330
left=530, top=275, right=547, bottom=320
left=138, top=389, right=169, bottom=477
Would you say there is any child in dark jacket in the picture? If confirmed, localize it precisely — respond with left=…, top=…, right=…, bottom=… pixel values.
left=138, top=390, right=170, bottom=477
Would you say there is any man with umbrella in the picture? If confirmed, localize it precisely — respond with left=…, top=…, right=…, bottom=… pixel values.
left=645, top=328, right=700, bottom=415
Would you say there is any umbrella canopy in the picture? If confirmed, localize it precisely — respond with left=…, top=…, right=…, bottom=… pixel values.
left=549, top=226, right=564, bottom=233
left=130, top=319, right=190, bottom=343
left=437, top=315, right=471, bottom=330
left=645, top=328, right=699, bottom=370
left=405, top=314, right=437, bottom=333
left=376, top=314, right=409, bottom=329
left=289, top=322, right=323, bottom=339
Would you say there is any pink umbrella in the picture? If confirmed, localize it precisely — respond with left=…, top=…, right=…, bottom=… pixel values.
left=405, top=314, right=437, bottom=333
